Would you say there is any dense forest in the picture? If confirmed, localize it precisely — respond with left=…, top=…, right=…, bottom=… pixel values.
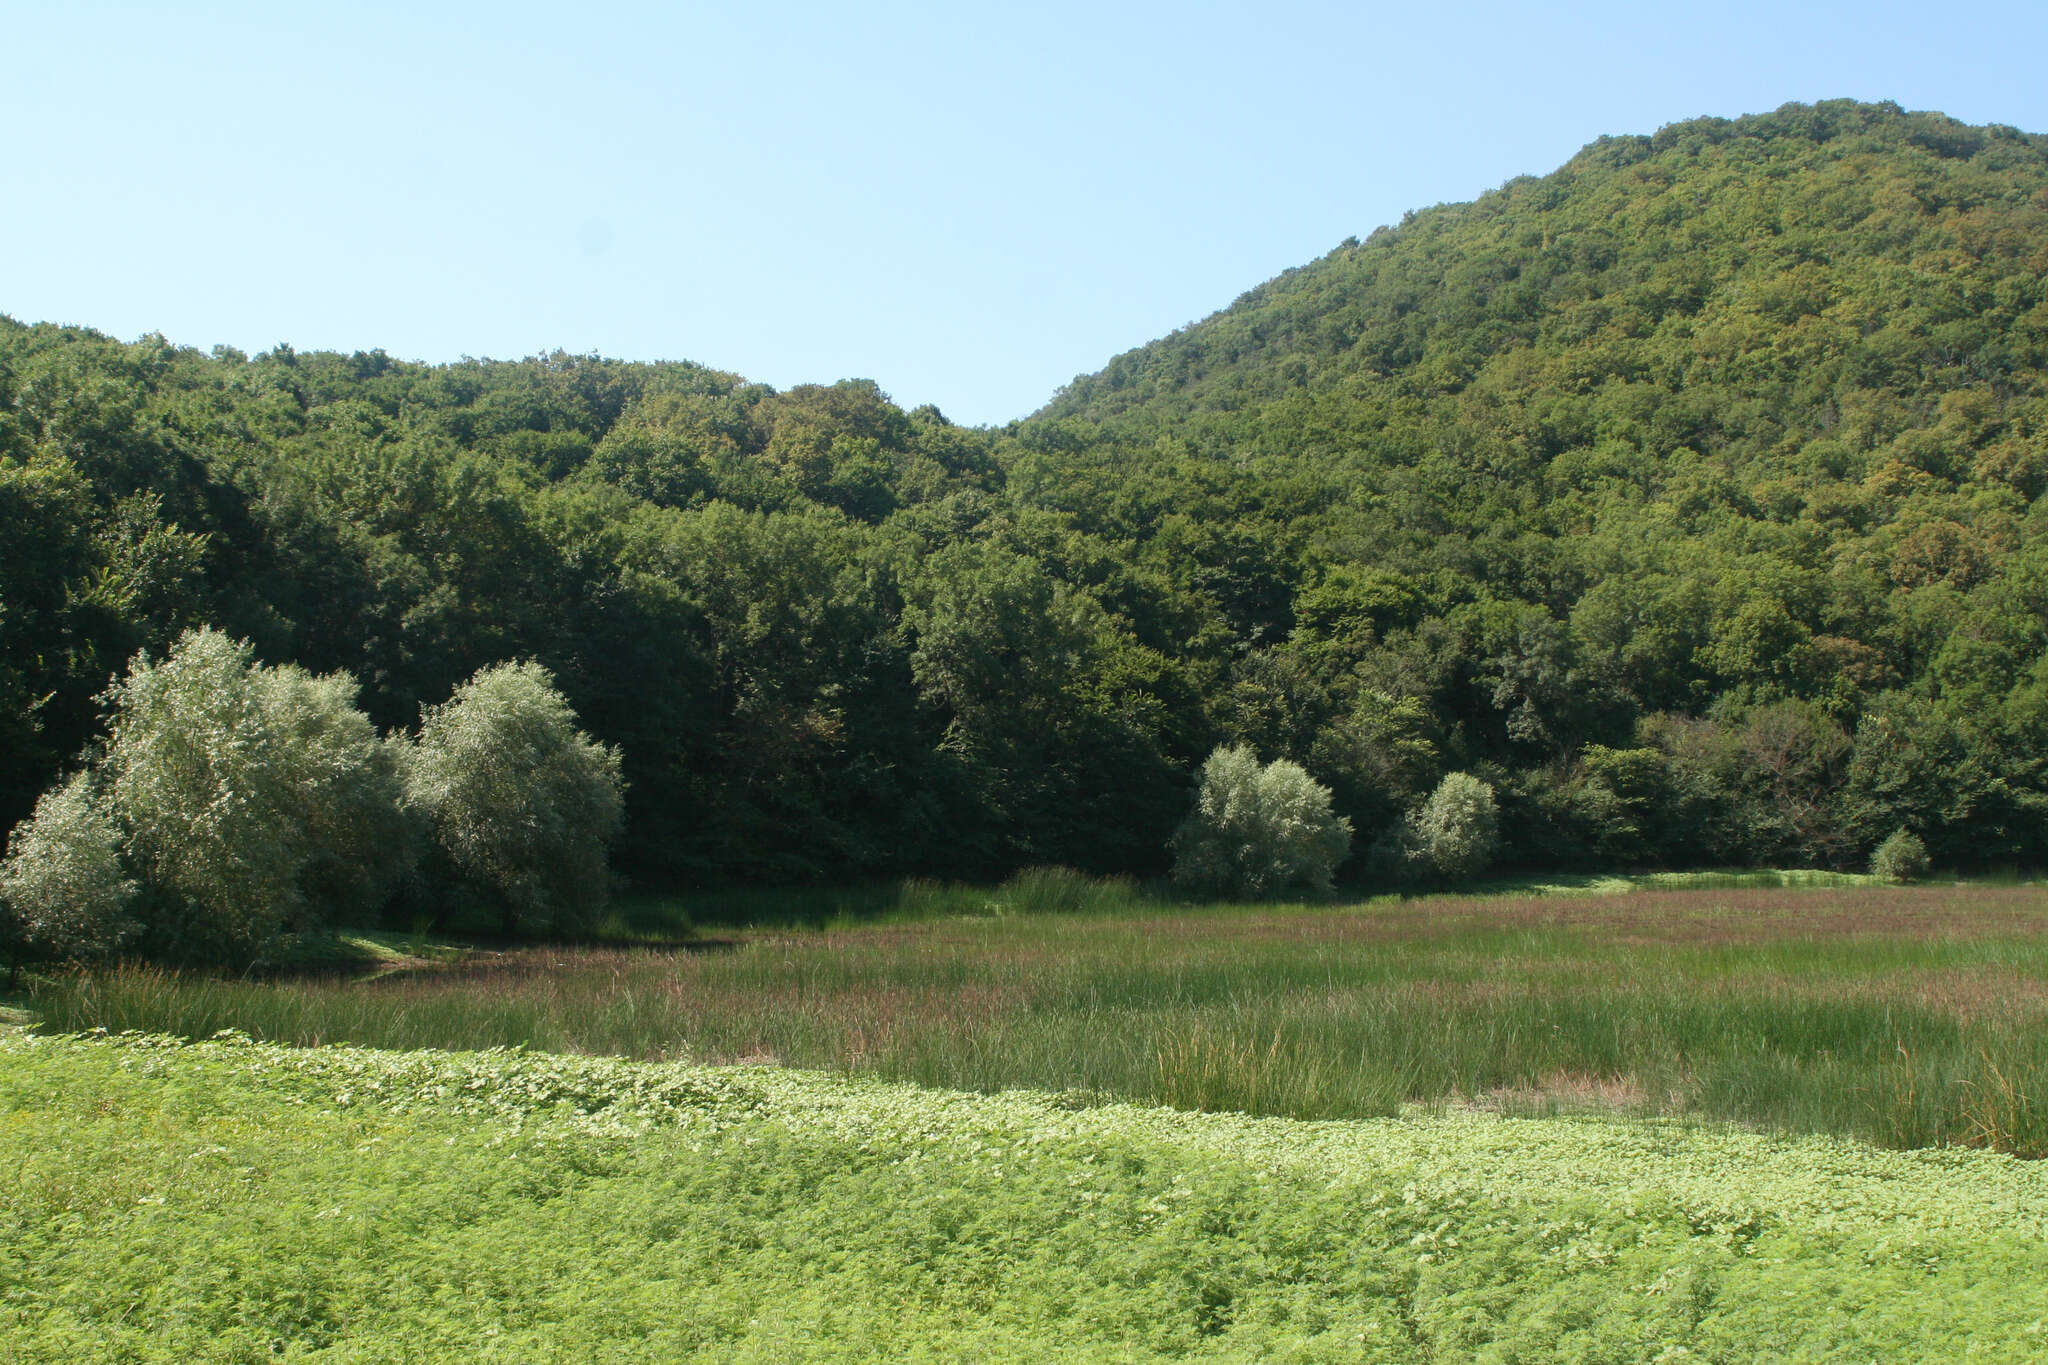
left=6, top=99, right=2048, bottom=902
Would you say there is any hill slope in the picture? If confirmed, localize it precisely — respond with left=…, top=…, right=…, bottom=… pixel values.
left=1008, top=99, right=2048, bottom=869
left=1043, top=99, right=2048, bottom=437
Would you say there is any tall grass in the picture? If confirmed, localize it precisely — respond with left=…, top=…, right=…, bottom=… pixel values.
left=33, top=881, right=2048, bottom=1154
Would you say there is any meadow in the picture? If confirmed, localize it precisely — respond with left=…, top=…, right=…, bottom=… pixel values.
left=31, top=876, right=2048, bottom=1155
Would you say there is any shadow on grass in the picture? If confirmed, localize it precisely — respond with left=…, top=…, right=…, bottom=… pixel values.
left=264, top=927, right=744, bottom=987
left=0, top=992, right=31, bottom=1030
left=609, top=865, right=2032, bottom=933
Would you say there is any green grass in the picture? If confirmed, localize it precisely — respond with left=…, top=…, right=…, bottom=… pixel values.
left=31, top=880, right=2048, bottom=1155
left=5, top=1029, right=2047, bottom=1362
left=1475, top=867, right=1891, bottom=897
left=267, top=927, right=469, bottom=974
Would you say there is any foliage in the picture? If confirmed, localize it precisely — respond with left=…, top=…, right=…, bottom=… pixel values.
left=1027, top=100, right=2048, bottom=875
left=1871, top=827, right=1933, bottom=882
left=0, top=772, right=136, bottom=963
left=1409, top=772, right=1501, bottom=881
left=406, top=661, right=625, bottom=934
left=1375, top=771, right=1502, bottom=884
left=7, top=102, right=2048, bottom=885
left=5, top=1028, right=2048, bottom=1360
left=97, top=628, right=412, bottom=960
left=1172, top=745, right=1351, bottom=897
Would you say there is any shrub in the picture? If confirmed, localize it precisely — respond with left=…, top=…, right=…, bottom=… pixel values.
left=1171, top=746, right=1351, bottom=899
left=0, top=773, right=136, bottom=964
left=406, top=661, right=624, bottom=935
left=1363, top=821, right=1425, bottom=887
left=1870, top=828, right=1931, bottom=883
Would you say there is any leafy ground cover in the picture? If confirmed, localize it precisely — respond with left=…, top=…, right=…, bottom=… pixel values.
left=33, top=883, right=2048, bottom=1153
left=4, top=1029, right=2046, bottom=1362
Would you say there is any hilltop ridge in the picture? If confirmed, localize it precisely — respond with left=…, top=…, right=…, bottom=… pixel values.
left=1039, top=99, right=2047, bottom=430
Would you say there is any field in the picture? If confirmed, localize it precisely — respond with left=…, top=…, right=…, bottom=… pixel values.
left=9, top=879, right=2048, bottom=1360
left=32, top=879, right=2048, bottom=1154
left=5, top=1029, right=2048, bottom=1362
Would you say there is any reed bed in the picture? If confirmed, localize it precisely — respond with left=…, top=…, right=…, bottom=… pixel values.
left=32, top=882, right=2048, bottom=1153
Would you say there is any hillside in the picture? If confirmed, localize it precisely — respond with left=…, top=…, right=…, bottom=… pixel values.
left=1042, top=100, right=2048, bottom=435
left=5, top=100, right=2048, bottom=906
left=1012, top=99, right=2048, bottom=870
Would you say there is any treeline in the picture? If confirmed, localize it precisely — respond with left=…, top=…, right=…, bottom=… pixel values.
left=6, top=99, right=2048, bottom=895
left=0, top=336, right=1180, bottom=887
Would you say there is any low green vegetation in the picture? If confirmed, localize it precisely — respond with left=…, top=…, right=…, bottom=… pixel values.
left=32, top=882, right=2048, bottom=1155
left=4, top=1029, right=2044, bottom=1362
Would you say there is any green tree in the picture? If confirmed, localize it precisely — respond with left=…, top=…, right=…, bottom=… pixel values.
left=406, top=661, right=624, bottom=934
left=0, top=773, right=136, bottom=970
left=1171, top=745, right=1351, bottom=899
left=1567, top=745, right=1673, bottom=866
left=98, top=628, right=413, bottom=960
left=11, top=103, right=2048, bottom=891
left=1408, top=771, right=1501, bottom=882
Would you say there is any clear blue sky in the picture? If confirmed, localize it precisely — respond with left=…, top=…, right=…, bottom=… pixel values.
left=9, top=1, right=2046, bottom=426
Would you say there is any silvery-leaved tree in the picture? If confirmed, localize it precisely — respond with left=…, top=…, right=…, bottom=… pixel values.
left=1171, top=745, right=1351, bottom=899
left=1409, top=771, right=1500, bottom=881
left=405, top=661, right=624, bottom=935
left=97, top=628, right=413, bottom=960
left=0, top=772, right=136, bottom=974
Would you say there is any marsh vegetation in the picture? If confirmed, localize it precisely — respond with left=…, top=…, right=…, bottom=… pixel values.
left=34, top=880, right=2048, bottom=1155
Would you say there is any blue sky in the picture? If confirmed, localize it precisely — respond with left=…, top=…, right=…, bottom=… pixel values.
left=9, top=1, right=2047, bottom=425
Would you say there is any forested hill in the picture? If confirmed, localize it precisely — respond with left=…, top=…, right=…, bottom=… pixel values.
left=1006, top=99, right=2048, bottom=870
left=7, top=99, right=2048, bottom=896
left=1039, top=100, right=2048, bottom=433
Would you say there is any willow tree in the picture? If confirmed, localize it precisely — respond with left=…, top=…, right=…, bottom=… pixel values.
left=98, top=629, right=414, bottom=959
left=1171, top=745, right=1351, bottom=899
left=0, top=773, right=136, bottom=972
left=406, top=661, right=624, bottom=934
